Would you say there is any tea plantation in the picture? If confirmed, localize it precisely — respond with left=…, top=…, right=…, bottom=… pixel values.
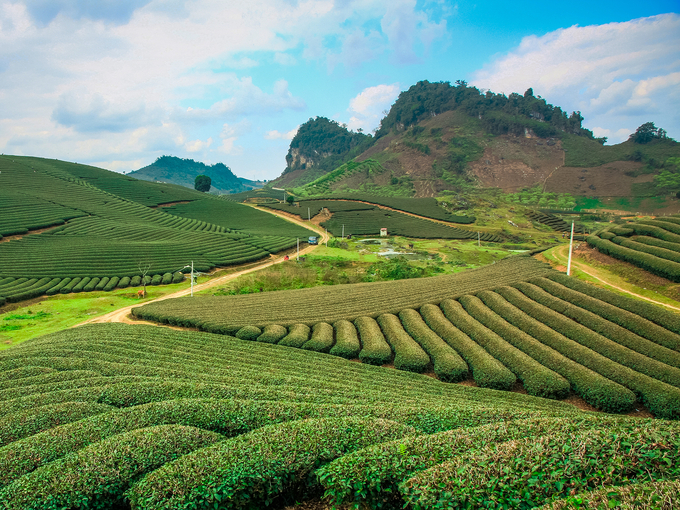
left=588, top=216, right=680, bottom=282
left=0, top=156, right=310, bottom=305
left=0, top=323, right=677, bottom=509
left=134, top=257, right=680, bottom=420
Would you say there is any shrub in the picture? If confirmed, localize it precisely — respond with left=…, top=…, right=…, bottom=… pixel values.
left=172, top=272, right=184, bottom=284
left=71, top=277, right=91, bottom=293
left=59, top=277, right=81, bottom=294
left=45, top=278, right=71, bottom=296
left=377, top=314, right=430, bottom=373
left=457, top=295, right=570, bottom=399
left=547, top=272, right=680, bottom=335
left=0, top=424, right=223, bottom=510
left=257, top=324, right=287, bottom=344
left=531, top=277, right=680, bottom=353
left=402, top=422, right=680, bottom=509
left=117, top=276, right=131, bottom=288
left=355, top=316, right=392, bottom=365
left=127, top=417, right=416, bottom=510
left=235, top=325, right=262, bottom=341
left=161, top=272, right=173, bottom=284
left=399, top=309, right=468, bottom=382
left=543, top=480, right=680, bottom=509
left=477, top=290, right=636, bottom=412
left=278, top=324, right=311, bottom=348
left=83, top=277, right=99, bottom=292
left=516, top=281, right=680, bottom=386
left=439, top=299, right=517, bottom=390
left=302, top=322, right=335, bottom=352
left=103, top=276, right=120, bottom=291
left=95, top=277, right=110, bottom=291
left=497, top=286, right=680, bottom=419
left=150, top=274, right=162, bottom=285
left=130, top=276, right=142, bottom=287
left=329, top=320, right=360, bottom=359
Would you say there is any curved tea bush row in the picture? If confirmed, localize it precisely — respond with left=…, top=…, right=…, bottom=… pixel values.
left=0, top=424, right=223, bottom=510
left=128, top=417, right=416, bottom=510
left=633, top=234, right=680, bottom=253
left=399, top=309, right=468, bottom=382
left=542, top=480, right=680, bottom=509
left=279, top=323, right=311, bottom=348
left=546, top=272, right=680, bottom=335
left=401, top=421, right=680, bottom=509
left=420, top=304, right=514, bottom=390
left=319, top=415, right=631, bottom=509
left=615, top=236, right=680, bottom=263
left=256, top=324, right=287, bottom=344
left=497, top=286, right=680, bottom=419
left=515, top=282, right=680, bottom=385
left=355, top=316, right=392, bottom=365
left=455, top=296, right=570, bottom=399
left=377, top=313, right=430, bottom=373
left=302, top=322, right=334, bottom=352
left=329, top=320, right=360, bottom=359
left=478, top=290, right=636, bottom=413
left=534, top=276, right=680, bottom=352
left=0, top=402, right=113, bottom=447
left=588, top=234, right=680, bottom=282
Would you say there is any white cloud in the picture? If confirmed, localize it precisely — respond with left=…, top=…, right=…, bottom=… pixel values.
left=274, top=52, right=297, bottom=66
left=471, top=14, right=680, bottom=141
left=346, top=83, right=400, bottom=131
left=185, top=137, right=213, bottom=152
left=265, top=127, right=298, bottom=140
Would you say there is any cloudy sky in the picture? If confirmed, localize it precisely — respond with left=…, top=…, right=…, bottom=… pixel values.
left=0, top=1, right=678, bottom=180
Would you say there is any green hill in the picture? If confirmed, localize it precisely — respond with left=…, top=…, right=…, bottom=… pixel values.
left=129, top=155, right=264, bottom=195
left=0, top=156, right=310, bottom=306
left=272, top=81, right=680, bottom=213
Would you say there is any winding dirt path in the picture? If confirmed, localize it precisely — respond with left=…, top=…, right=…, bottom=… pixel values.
left=77, top=209, right=328, bottom=326
left=544, top=244, right=680, bottom=312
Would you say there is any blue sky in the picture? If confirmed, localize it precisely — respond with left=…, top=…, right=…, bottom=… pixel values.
left=0, top=0, right=678, bottom=181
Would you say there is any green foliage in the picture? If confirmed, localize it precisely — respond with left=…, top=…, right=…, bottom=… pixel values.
left=0, top=424, right=222, bottom=510
left=377, top=313, right=431, bottom=373
left=279, top=323, right=311, bottom=348
left=256, top=324, right=287, bottom=344
left=477, top=290, right=637, bottom=413
left=194, top=174, right=212, bottom=192
left=545, top=480, right=680, bottom=509
left=420, top=303, right=514, bottom=390
left=630, top=122, right=672, bottom=144
left=402, top=422, right=680, bottom=509
left=329, top=320, right=361, bottom=359
left=507, top=186, right=577, bottom=209
left=128, top=417, right=415, bottom=510
left=376, top=80, right=596, bottom=140
left=355, top=316, right=392, bottom=365
left=235, top=325, right=262, bottom=340
left=301, top=322, right=334, bottom=352
left=399, top=309, right=468, bottom=382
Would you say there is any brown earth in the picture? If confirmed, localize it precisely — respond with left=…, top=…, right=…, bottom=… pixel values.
left=544, top=161, right=651, bottom=196
left=0, top=224, right=62, bottom=243
left=470, top=136, right=564, bottom=192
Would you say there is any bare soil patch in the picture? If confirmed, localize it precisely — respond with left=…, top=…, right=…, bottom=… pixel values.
left=152, top=201, right=192, bottom=208
left=544, top=161, right=648, bottom=196
left=0, top=225, right=62, bottom=243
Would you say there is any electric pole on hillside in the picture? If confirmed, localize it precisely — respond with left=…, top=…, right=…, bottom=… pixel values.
left=182, top=261, right=196, bottom=296
left=297, top=238, right=300, bottom=261
left=308, top=207, right=311, bottom=222
left=567, top=222, right=575, bottom=276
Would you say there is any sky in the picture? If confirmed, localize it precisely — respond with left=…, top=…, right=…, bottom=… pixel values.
left=0, top=1, right=678, bottom=181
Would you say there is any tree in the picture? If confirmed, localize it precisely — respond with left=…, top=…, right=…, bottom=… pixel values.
left=194, top=174, right=211, bottom=192
left=630, top=122, right=668, bottom=144
left=286, top=196, right=295, bottom=205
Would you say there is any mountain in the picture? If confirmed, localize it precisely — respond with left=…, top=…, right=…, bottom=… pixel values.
left=270, top=117, right=372, bottom=188
left=129, top=156, right=264, bottom=194
left=275, top=81, right=679, bottom=211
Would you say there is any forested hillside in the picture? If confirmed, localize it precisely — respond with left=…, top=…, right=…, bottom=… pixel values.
left=129, top=156, right=263, bottom=194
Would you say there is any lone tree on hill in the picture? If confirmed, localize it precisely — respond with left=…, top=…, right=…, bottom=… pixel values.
left=194, top=174, right=211, bottom=192
left=630, top=122, right=669, bottom=144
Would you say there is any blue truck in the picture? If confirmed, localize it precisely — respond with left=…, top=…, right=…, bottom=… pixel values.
left=308, top=236, right=318, bottom=245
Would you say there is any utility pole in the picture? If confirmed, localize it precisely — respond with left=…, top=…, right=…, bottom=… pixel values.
left=308, top=207, right=311, bottom=222
left=342, top=224, right=345, bottom=239
left=190, top=260, right=194, bottom=296
left=567, top=222, right=574, bottom=276
left=297, top=238, right=300, bottom=261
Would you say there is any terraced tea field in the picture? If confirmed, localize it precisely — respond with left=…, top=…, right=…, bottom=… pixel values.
left=264, top=199, right=499, bottom=240
left=134, top=257, right=680, bottom=419
left=0, top=323, right=677, bottom=509
left=589, top=216, right=680, bottom=282
left=0, top=156, right=310, bottom=306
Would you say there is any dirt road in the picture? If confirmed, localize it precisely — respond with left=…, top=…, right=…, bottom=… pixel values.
left=545, top=244, right=680, bottom=312
left=78, top=209, right=328, bottom=326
